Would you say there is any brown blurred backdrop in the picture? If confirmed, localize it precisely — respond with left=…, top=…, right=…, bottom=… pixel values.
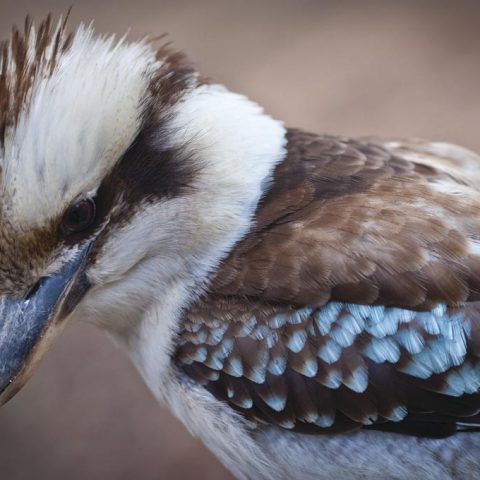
left=1, top=1, right=480, bottom=479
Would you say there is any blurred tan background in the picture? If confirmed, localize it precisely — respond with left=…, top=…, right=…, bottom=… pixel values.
left=1, top=1, right=480, bottom=479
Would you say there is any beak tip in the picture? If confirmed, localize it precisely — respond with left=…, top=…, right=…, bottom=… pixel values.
left=0, top=380, right=20, bottom=406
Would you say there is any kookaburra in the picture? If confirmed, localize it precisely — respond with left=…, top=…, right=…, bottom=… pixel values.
left=1, top=14, right=480, bottom=480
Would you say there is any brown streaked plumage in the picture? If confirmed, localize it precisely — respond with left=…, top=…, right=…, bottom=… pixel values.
left=0, top=14, right=73, bottom=147
left=0, top=14, right=198, bottom=150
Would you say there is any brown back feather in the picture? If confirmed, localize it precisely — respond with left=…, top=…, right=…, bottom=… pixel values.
left=211, top=129, right=480, bottom=309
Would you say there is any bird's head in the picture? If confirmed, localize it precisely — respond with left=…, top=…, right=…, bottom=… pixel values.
left=0, top=15, right=285, bottom=403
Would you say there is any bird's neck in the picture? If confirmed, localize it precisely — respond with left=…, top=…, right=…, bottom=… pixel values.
left=101, top=83, right=288, bottom=398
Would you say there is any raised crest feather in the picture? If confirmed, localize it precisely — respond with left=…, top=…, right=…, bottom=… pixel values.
left=0, top=13, right=73, bottom=147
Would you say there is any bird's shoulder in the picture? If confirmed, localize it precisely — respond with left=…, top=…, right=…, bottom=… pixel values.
left=175, top=128, right=480, bottom=437
left=213, top=128, right=480, bottom=308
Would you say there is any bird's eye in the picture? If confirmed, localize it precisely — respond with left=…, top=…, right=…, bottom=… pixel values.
left=61, top=198, right=96, bottom=236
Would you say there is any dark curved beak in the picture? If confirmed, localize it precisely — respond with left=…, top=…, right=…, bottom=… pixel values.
left=0, top=243, right=91, bottom=405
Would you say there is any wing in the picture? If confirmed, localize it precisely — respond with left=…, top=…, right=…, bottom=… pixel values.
left=177, top=298, right=480, bottom=437
left=176, top=129, right=480, bottom=437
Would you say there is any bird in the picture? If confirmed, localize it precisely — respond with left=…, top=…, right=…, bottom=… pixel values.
left=1, top=13, right=480, bottom=480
